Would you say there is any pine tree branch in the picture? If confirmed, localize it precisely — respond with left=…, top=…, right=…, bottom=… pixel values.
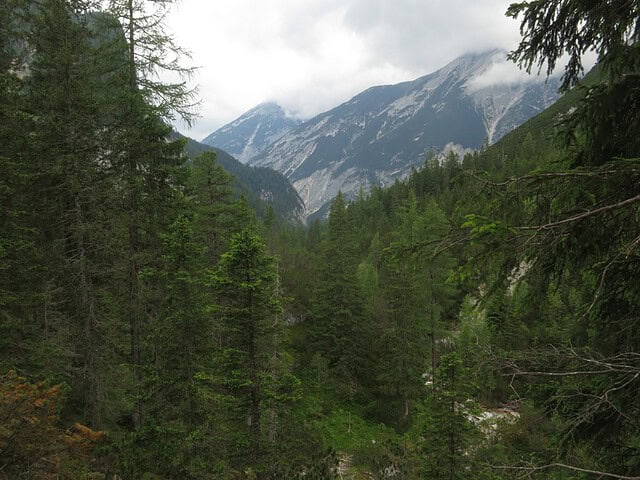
left=501, top=347, right=640, bottom=431
left=502, top=347, right=640, bottom=377
left=517, top=193, right=640, bottom=231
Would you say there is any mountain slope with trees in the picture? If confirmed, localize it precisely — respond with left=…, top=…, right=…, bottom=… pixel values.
left=175, top=132, right=305, bottom=222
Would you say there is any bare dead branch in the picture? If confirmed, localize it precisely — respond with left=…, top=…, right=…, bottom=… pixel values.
left=482, top=169, right=640, bottom=187
left=517, top=193, right=640, bottom=231
left=503, top=369, right=618, bottom=377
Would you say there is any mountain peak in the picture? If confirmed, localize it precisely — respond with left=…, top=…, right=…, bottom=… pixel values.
left=201, top=102, right=302, bottom=164
left=245, top=101, right=286, bottom=116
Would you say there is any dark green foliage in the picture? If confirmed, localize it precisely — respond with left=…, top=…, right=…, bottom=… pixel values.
left=507, top=0, right=640, bottom=91
left=99, top=0, right=195, bottom=435
left=371, top=195, right=456, bottom=427
left=0, top=0, right=41, bottom=374
left=412, top=352, right=482, bottom=480
left=213, top=228, right=300, bottom=471
left=21, top=0, right=129, bottom=426
left=145, top=213, right=213, bottom=425
left=310, top=193, right=369, bottom=387
left=187, top=151, right=236, bottom=261
left=0, top=0, right=314, bottom=477
left=458, top=2, right=640, bottom=477
left=178, top=132, right=305, bottom=222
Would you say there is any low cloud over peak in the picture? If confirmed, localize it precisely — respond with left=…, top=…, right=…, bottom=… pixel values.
left=465, top=57, right=545, bottom=92
left=167, top=0, right=527, bottom=139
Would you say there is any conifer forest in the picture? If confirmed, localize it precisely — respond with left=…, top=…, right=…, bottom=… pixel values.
left=1, top=0, right=640, bottom=478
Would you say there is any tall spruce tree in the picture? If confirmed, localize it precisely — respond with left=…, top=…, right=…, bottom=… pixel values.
left=375, top=194, right=454, bottom=426
left=0, top=0, right=39, bottom=374
left=311, top=192, right=368, bottom=387
left=213, top=228, right=290, bottom=469
left=188, top=151, right=236, bottom=263
left=413, top=352, right=482, bottom=480
left=118, top=211, right=220, bottom=479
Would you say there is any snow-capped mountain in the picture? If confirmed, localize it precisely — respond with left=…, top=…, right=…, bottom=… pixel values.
left=247, top=50, right=560, bottom=217
left=201, top=102, right=302, bottom=164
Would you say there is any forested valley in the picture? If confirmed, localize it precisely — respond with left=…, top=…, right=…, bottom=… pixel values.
left=2, top=0, right=640, bottom=479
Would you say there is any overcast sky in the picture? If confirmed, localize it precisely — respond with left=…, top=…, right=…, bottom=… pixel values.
left=166, top=0, right=528, bottom=140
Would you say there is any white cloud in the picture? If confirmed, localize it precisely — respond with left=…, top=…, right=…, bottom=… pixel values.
left=165, top=0, right=529, bottom=140
left=342, top=0, right=522, bottom=71
left=464, top=49, right=599, bottom=93
left=465, top=57, right=542, bottom=91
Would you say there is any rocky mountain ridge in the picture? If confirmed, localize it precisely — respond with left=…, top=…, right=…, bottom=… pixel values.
left=201, top=102, right=302, bottom=164
left=205, top=50, right=561, bottom=217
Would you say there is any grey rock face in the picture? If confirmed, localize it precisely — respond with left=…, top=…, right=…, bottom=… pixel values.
left=233, top=51, right=561, bottom=217
left=201, top=102, right=301, bottom=164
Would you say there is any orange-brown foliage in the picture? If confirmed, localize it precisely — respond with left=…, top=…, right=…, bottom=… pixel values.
left=0, top=371, right=104, bottom=480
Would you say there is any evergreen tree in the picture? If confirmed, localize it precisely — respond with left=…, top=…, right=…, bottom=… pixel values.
left=214, top=229, right=294, bottom=470
left=121, top=212, right=220, bottom=479
left=412, top=352, right=482, bottom=480
left=468, top=2, right=640, bottom=476
left=0, top=0, right=40, bottom=374
left=374, top=194, right=456, bottom=426
left=98, top=0, right=195, bottom=430
left=311, top=192, right=368, bottom=387
left=188, top=151, right=235, bottom=263
left=23, top=0, right=124, bottom=427
left=106, top=0, right=196, bottom=121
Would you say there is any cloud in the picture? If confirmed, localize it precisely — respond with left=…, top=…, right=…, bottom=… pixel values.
left=342, top=0, right=521, bottom=72
left=465, top=56, right=543, bottom=91
left=464, top=49, right=599, bottom=93
left=166, top=0, right=526, bottom=140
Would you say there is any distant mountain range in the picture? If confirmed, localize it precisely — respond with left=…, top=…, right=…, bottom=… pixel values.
left=202, top=50, right=561, bottom=217
left=202, top=103, right=302, bottom=164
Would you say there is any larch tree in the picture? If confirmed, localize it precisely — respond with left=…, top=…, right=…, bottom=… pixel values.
left=98, top=0, right=196, bottom=430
